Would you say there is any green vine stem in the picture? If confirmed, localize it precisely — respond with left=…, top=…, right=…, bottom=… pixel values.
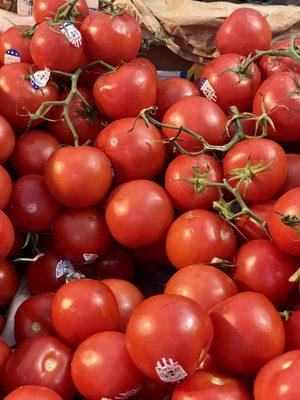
left=52, top=0, right=81, bottom=23
left=98, top=0, right=123, bottom=15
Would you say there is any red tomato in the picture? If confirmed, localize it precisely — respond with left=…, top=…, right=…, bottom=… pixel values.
left=4, top=335, right=74, bottom=399
left=0, top=339, right=11, bottom=388
left=136, top=378, right=173, bottom=400
left=126, top=294, right=213, bottom=382
left=95, top=118, right=166, bottom=184
left=216, top=8, right=272, bottom=56
left=77, top=53, right=107, bottom=89
left=278, top=154, right=300, bottom=197
left=0, top=165, right=12, bottom=210
left=0, top=260, right=19, bottom=307
left=45, top=146, right=112, bottom=208
left=8, top=229, right=26, bottom=258
left=132, top=237, right=170, bottom=268
left=93, top=62, right=157, bottom=120
left=33, top=0, right=88, bottom=22
left=284, top=311, right=300, bottom=351
left=0, top=314, right=4, bottom=334
left=0, top=210, right=14, bottom=261
left=166, top=210, right=236, bottom=269
left=223, top=138, right=287, bottom=202
left=165, top=154, right=223, bottom=212
left=0, top=26, right=33, bottom=65
left=105, top=180, right=174, bottom=248
left=51, top=279, right=120, bottom=346
left=210, top=292, right=285, bottom=375
left=165, top=264, right=238, bottom=312
left=228, top=115, right=257, bottom=137
left=4, top=386, right=63, bottom=400
left=80, top=12, right=141, bottom=65
left=132, top=57, right=157, bottom=79
left=72, top=331, right=143, bottom=400
left=0, top=115, right=15, bottom=164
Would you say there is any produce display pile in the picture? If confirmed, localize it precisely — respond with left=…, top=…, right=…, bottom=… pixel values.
left=0, top=0, right=300, bottom=399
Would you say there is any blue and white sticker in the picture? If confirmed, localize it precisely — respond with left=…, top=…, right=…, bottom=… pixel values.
left=4, top=49, right=21, bottom=64
left=56, top=259, right=75, bottom=279
left=83, top=253, right=99, bottom=264
left=30, top=68, right=51, bottom=90
left=60, top=22, right=82, bottom=48
left=200, top=78, right=217, bottom=102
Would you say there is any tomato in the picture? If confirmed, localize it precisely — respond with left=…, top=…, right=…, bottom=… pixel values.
left=277, top=154, right=300, bottom=197
left=126, top=294, right=213, bottom=382
left=132, top=237, right=170, bottom=269
left=95, top=118, right=166, bottom=184
left=0, top=210, right=14, bottom=261
left=254, top=350, right=300, bottom=400
left=10, top=130, right=59, bottom=176
left=223, top=138, right=287, bottom=202
left=165, top=264, right=238, bottom=312
left=283, top=311, right=300, bottom=351
left=7, top=175, right=61, bottom=233
left=0, top=339, right=11, bottom=388
left=51, top=279, right=120, bottom=346
left=0, top=260, right=19, bottom=307
left=162, top=96, right=227, bottom=152
left=253, top=72, right=300, bottom=142
left=4, top=386, right=63, bottom=400
left=105, top=180, right=174, bottom=248
left=8, top=230, right=26, bottom=258
left=0, top=115, right=15, bottom=164
left=200, top=54, right=261, bottom=112
left=132, top=57, right=157, bottom=79
left=0, top=314, right=4, bottom=334
left=165, top=154, right=223, bottom=212
left=228, top=115, right=257, bottom=137
left=72, top=331, right=143, bottom=400
left=45, top=146, right=112, bottom=208
left=52, top=208, right=111, bottom=264
left=0, top=63, right=58, bottom=129
left=0, top=166, right=12, bottom=210
left=166, top=210, right=236, bottom=269
left=268, top=188, right=300, bottom=257
left=93, top=62, right=157, bottom=120
left=80, top=12, right=141, bottom=65
left=33, top=0, right=88, bottom=23
left=0, top=26, right=32, bottom=65
left=216, top=8, right=272, bottom=56
left=4, top=335, right=74, bottom=399
left=210, top=292, right=285, bottom=375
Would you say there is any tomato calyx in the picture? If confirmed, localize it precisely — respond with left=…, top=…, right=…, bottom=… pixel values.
left=210, top=257, right=235, bottom=272
left=279, top=310, right=293, bottom=321
left=98, top=0, right=124, bottom=16
left=184, top=164, right=211, bottom=194
left=275, top=212, right=300, bottom=236
left=51, top=0, right=83, bottom=24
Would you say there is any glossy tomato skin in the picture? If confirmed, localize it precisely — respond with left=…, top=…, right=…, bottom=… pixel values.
left=0, top=260, right=19, bottom=307
left=0, top=210, right=14, bottom=261
left=4, top=335, right=75, bottom=399
left=72, top=332, right=144, bottom=400
left=165, top=264, right=238, bottom=312
left=166, top=210, right=236, bottom=269
left=95, top=118, right=166, bottom=184
left=45, top=146, right=112, bottom=208
left=105, top=180, right=174, bottom=248
left=4, top=386, right=63, bottom=400
left=0, top=339, right=11, bottom=390
left=216, top=8, right=272, bottom=56
left=80, top=12, right=141, bottom=65
left=0, top=165, right=12, bottom=209
left=132, top=57, right=157, bottom=79
left=278, top=154, right=300, bottom=197
left=51, top=279, right=120, bottom=346
left=0, top=26, right=33, bottom=65
left=33, top=0, right=88, bottom=22
left=0, top=115, right=15, bottom=164
left=284, top=311, right=300, bottom=351
left=210, top=292, right=285, bottom=375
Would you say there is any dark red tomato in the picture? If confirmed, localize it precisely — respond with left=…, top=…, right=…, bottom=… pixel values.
left=165, top=264, right=238, bottom=312
left=80, top=12, right=141, bottom=65
left=0, top=26, right=32, bottom=65
left=30, top=22, right=83, bottom=72
left=254, top=350, right=300, bottom=400
left=268, top=188, right=300, bottom=257
left=199, top=354, right=219, bottom=371
left=162, top=96, right=227, bottom=152
left=52, top=208, right=112, bottom=264
left=4, top=335, right=74, bottom=399
left=284, top=311, right=300, bottom=351
left=135, top=378, right=173, bottom=400
left=8, top=230, right=26, bottom=258
left=132, top=57, right=157, bottom=79
left=45, top=146, right=112, bottom=208
left=72, top=331, right=143, bottom=400
left=0, top=260, right=18, bottom=307
left=4, top=386, right=63, bottom=400
left=172, top=369, right=251, bottom=400
left=51, top=279, right=120, bottom=346
left=102, top=279, right=144, bottom=331
left=126, top=294, right=213, bottom=382
left=253, top=72, right=300, bottom=142
left=0, top=314, right=4, bottom=334
left=216, top=8, right=272, bottom=56
left=210, top=292, right=285, bottom=375
left=95, top=118, right=166, bottom=184
left=0, top=165, right=12, bottom=210
left=200, top=54, right=261, bottom=112
left=166, top=210, right=236, bottom=269
left=278, top=154, right=300, bottom=197
left=7, top=175, right=61, bottom=233
left=78, top=53, right=107, bottom=89
left=93, top=62, right=157, bottom=120
left=223, top=138, right=287, bottom=202
left=285, top=295, right=300, bottom=312
left=0, top=338, right=11, bottom=376
left=105, top=180, right=174, bottom=248
left=14, top=293, right=55, bottom=345
left=165, top=154, right=223, bottom=212
left=259, top=39, right=300, bottom=79
left=33, top=0, right=88, bottom=22
left=10, top=130, right=59, bottom=176
left=0, top=211, right=14, bottom=261
left=233, top=240, right=298, bottom=306
left=132, top=237, right=170, bottom=268
left=0, top=115, right=15, bottom=164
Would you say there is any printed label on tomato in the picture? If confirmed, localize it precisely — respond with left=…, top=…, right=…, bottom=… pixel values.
left=30, top=68, right=50, bottom=89
left=83, top=253, right=99, bottom=264
left=4, top=49, right=21, bottom=64
left=66, top=272, right=85, bottom=283
left=199, top=78, right=217, bottom=102
left=155, top=358, right=187, bottom=383
left=56, top=259, right=75, bottom=279
left=60, top=22, right=82, bottom=48
left=101, top=387, right=140, bottom=400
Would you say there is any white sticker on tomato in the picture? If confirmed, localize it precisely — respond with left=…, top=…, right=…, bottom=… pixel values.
left=155, top=358, right=187, bottom=383
left=83, top=253, right=99, bottom=264
left=60, top=22, right=82, bottom=48
left=30, top=68, right=50, bottom=89
left=199, top=78, right=217, bottom=102
left=56, top=259, right=75, bottom=279
left=66, top=272, right=85, bottom=283
left=100, top=387, right=140, bottom=400
left=4, top=49, right=21, bottom=64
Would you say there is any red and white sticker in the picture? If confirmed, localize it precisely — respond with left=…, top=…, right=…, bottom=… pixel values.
left=4, top=49, right=21, bottom=64
left=83, top=253, right=99, bottom=264
left=30, top=68, right=50, bottom=89
left=199, top=78, right=217, bottom=102
left=60, top=22, right=82, bottom=48
left=100, top=387, right=140, bottom=400
left=155, top=358, right=187, bottom=383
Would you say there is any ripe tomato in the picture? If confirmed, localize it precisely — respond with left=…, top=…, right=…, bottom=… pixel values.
left=72, top=332, right=144, bottom=400
left=0, top=26, right=33, bottom=65
left=210, top=292, right=285, bottom=375
left=95, top=118, right=166, bottom=184
left=0, top=115, right=15, bottom=164
left=0, top=210, right=14, bottom=261
left=165, top=264, right=238, bottom=312
left=223, top=138, right=287, bottom=202
left=278, top=154, right=300, bottom=197
left=132, top=57, right=157, bottom=79
left=165, top=154, right=223, bottom=212
left=4, top=386, right=63, bottom=400
left=126, top=294, right=213, bottom=382
left=33, top=0, right=88, bottom=22
left=0, top=260, right=18, bottom=307
left=105, top=180, right=174, bottom=248
left=166, top=210, right=236, bottom=269
left=0, top=166, right=12, bottom=210
left=51, top=279, right=120, bottom=346
left=93, top=62, right=157, bottom=120
left=216, top=8, right=272, bottom=56
left=45, top=146, right=112, bottom=208
left=284, top=311, right=300, bottom=351
left=7, top=175, right=61, bottom=233
left=4, top=335, right=74, bottom=399
left=0, top=339, right=11, bottom=387
left=80, top=12, right=141, bottom=65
